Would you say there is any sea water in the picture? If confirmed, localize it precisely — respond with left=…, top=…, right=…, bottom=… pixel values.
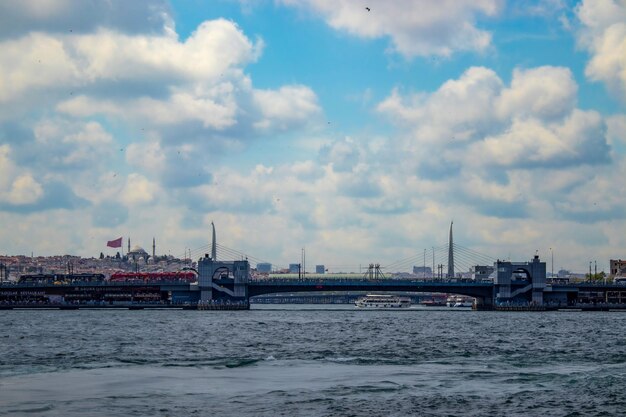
left=1, top=306, right=625, bottom=416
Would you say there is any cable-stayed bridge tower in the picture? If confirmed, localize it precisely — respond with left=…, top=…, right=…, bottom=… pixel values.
left=447, top=221, right=455, bottom=278
left=198, top=221, right=249, bottom=304
left=211, top=222, right=217, bottom=261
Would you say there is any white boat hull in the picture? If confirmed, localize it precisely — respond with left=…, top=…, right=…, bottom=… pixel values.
left=355, top=294, right=411, bottom=309
left=355, top=302, right=411, bottom=308
left=446, top=296, right=474, bottom=308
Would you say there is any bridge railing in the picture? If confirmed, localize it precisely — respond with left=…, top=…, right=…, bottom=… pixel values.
left=248, top=278, right=490, bottom=286
left=0, top=280, right=193, bottom=288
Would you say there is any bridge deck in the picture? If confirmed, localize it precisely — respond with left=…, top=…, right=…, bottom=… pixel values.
left=247, top=279, right=494, bottom=299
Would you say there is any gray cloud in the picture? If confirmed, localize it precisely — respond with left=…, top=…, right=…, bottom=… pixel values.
left=0, top=180, right=88, bottom=213
left=556, top=206, right=626, bottom=224
left=416, top=159, right=462, bottom=181
left=91, top=201, right=128, bottom=227
left=338, top=176, right=383, bottom=199
left=468, top=198, right=529, bottom=219
left=5, top=119, right=115, bottom=175
left=161, top=167, right=213, bottom=189
left=0, top=0, right=172, bottom=39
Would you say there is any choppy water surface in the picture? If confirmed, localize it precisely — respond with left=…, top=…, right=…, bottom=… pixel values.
left=1, top=306, right=625, bottom=416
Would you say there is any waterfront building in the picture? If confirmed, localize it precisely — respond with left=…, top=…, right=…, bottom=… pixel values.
left=557, top=269, right=571, bottom=278
left=471, top=265, right=494, bottom=281
left=289, top=263, right=300, bottom=274
left=412, top=266, right=432, bottom=277
left=316, top=265, right=325, bottom=274
left=257, top=263, right=272, bottom=273
left=610, top=259, right=626, bottom=276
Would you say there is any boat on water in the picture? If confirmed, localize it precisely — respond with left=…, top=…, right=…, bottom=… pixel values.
left=355, top=294, right=411, bottom=308
left=419, top=299, right=446, bottom=307
left=446, top=295, right=474, bottom=308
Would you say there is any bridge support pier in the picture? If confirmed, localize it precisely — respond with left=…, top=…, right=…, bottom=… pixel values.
left=494, top=255, right=546, bottom=306
left=197, top=255, right=249, bottom=307
left=473, top=296, right=494, bottom=311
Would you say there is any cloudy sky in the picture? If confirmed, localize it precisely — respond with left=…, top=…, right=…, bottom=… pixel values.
left=0, top=0, right=625, bottom=273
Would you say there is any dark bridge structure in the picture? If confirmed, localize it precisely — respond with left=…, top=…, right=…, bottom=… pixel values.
left=2, top=255, right=626, bottom=310
left=4, top=222, right=626, bottom=310
left=247, top=279, right=494, bottom=307
left=1, top=261, right=626, bottom=310
left=190, top=222, right=578, bottom=309
left=191, top=255, right=622, bottom=310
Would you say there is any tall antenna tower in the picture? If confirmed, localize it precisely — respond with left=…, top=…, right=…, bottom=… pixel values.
left=447, top=221, right=455, bottom=278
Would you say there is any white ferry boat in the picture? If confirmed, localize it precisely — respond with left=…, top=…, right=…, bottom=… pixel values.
left=446, top=295, right=474, bottom=308
left=355, top=294, right=411, bottom=309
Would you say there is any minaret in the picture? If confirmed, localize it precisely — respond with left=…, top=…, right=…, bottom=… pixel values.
left=211, top=222, right=217, bottom=260
left=447, top=221, right=455, bottom=278
left=152, top=237, right=156, bottom=259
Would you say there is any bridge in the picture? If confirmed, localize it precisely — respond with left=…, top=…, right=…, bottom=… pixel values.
left=191, top=221, right=548, bottom=308
left=2, top=267, right=626, bottom=310
left=190, top=254, right=626, bottom=309
left=247, top=279, right=492, bottom=305
left=2, top=223, right=625, bottom=310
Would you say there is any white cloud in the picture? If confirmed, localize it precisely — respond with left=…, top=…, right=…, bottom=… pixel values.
left=0, top=145, right=43, bottom=206
left=31, top=119, right=114, bottom=171
left=378, top=66, right=582, bottom=189
left=0, top=19, right=261, bottom=102
left=69, top=20, right=260, bottom=83
left=253, top=85, right=321, bottom=131
left=497, top=66, right=577, bottom=121
left=59, top=83, right=322, bottom=133
left=378, top=66, right=580, bottom=142
left=381, top=66, right=585, bottom=178
left=319, top=136, right=367, bottom=172
left=126, top=140, right=166, bottom=172
left=576, top=0, right=626, bottom=99
left=120, top=174, right=159, bottom=206
left=1, top=17, right=321, bottom=198
left=58, top=88, right=239, bottom=130
left=279, top=0, right=501, bottom=57
left=6, top=174, right=43, bottom=205
left=378, top=67, right=503, bottom=144
left=376, top=65, right=615, bottom=227
left=470, top=109, right=608, bottom=169
left=0, top=33, right=80, bottom=102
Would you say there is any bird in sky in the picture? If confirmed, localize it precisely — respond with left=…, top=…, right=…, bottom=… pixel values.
left=365, top=7, right=370, bottom=11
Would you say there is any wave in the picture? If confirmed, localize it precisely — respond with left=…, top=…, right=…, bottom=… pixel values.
left=223, top=358, right=263, bottom=368
left=6, top=404, right=54, bottom=414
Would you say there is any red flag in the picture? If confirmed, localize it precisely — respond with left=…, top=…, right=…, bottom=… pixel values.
left=107, top=237, right=123, bottom=248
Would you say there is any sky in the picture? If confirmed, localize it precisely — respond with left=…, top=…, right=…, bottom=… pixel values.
left=0, top=0, right=625, bottom=273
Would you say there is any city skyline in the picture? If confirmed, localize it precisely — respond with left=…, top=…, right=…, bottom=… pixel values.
left=0, top=0, right=625, bottom=272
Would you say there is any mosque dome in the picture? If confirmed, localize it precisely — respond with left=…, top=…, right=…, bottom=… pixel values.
left=129, top=245, right=148, bottom=254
